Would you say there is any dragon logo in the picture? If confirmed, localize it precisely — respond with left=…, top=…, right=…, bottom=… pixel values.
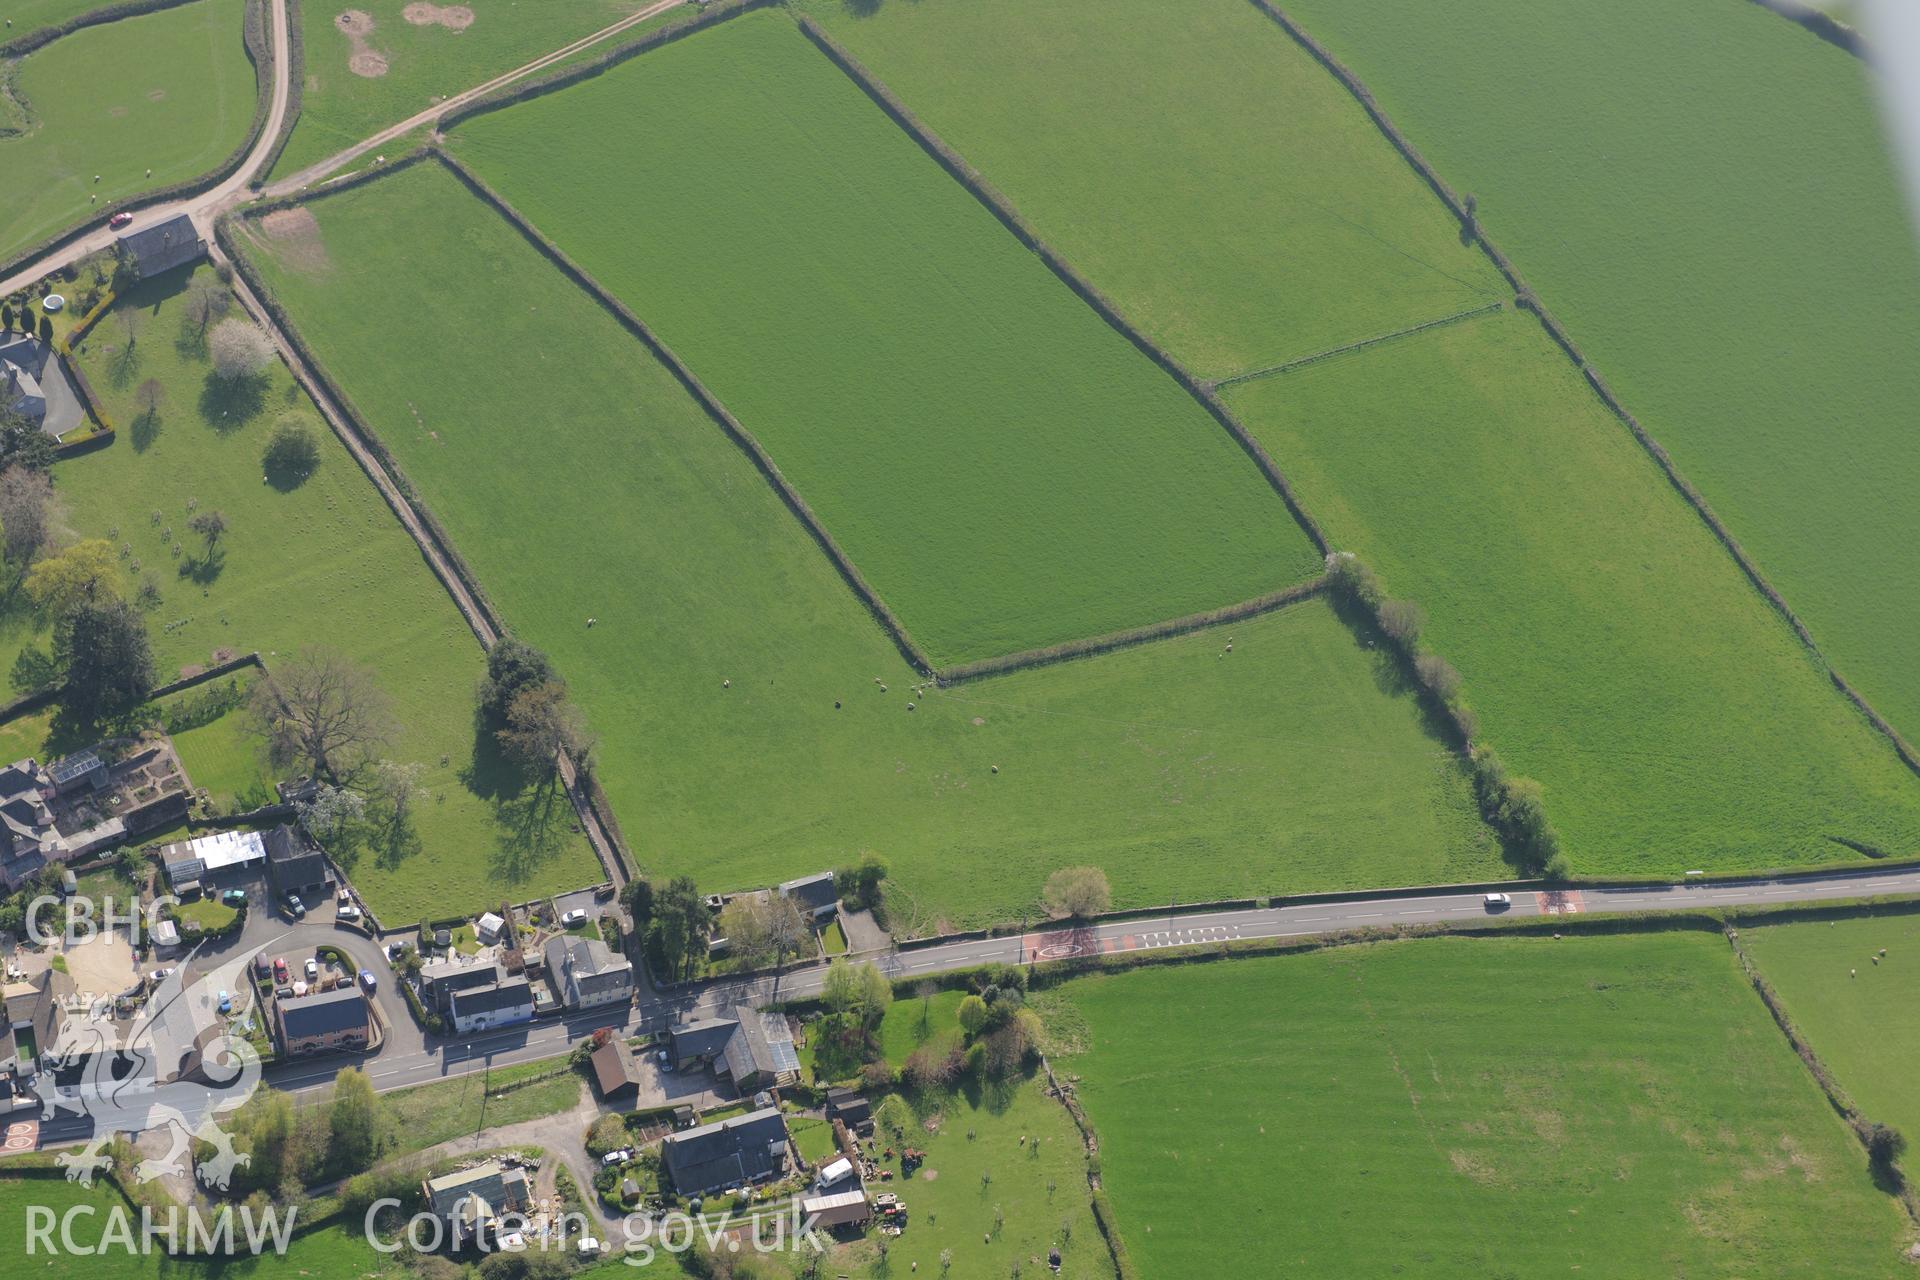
left=39, top=937, right=279, bottom=1191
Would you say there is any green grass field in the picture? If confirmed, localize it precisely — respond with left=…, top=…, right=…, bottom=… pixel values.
left=1055, top=933, right=1907, bottom=1277
left=233, top=159, right=1499, bottom=929
left=0, top=0, right=106, bottom=40
left=0, top=0, right=256, bottom=260
left=167, top=685, right=276, bottom=811
left=451, top=11, right=1321, bottom=664
left=803, top=0, right=1508, bottom=382
left=1226, top=310, right=1920, bottom=873
left=1743, top=913, right=1920, bottom=1144
left=45, top=264, right=599, bottom=921
left=1281, top=0, right=1920, bottom=751
left=266, top=0, right=659, bottom=182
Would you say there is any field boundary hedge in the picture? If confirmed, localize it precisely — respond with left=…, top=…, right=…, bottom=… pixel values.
left=1209, top=300, right=1504, bottom=390
left=426, top=146, right=940, bottom=677
left=0, top=0, right=277, bottom=288
left=935, top=576, right=1327, bottom=685
left=1746, top=0, right=1865, bottom=56
left=249, top=0, right=304, bottom=186
left=436, top=0, right=770, bottom=132
left=0, top=0, right=199, bottom=57
left=1256, top=1, right=1920, bottom=782
left=795, top=14, right=1329, bottom=562
left=1724, top=922, right=1920, bottom=1218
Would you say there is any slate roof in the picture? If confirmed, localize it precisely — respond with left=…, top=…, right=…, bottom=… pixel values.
left=667, top=1014, right=740, bottom=1065
left=424, top=1160, right=530, bottom=1223
left=117, top=214, right=204, bottom=280
left=720, top=1007, right=799, bottom=1083
left=544, top=934, right=632, bottom=1004
left=660, top=1107, right=788, bottom=1196
left=779, top=871, right=839, bottom=915
left=450, top=974, right=531, bottom=1019
left=590, top=1039, right=643, bottom=1097
left=264, top=825, right=331, bottom=891
left=277, top=986, right=369, bottom=1040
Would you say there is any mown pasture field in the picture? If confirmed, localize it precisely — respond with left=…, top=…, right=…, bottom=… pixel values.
left=1227, top=310, right=1920, bottom=874
left=266, top=0, right=662, bottom=182
left=450, top=10, right=1321, bottom=666
left=45, top=264, right=600, bottom=921
left=1054, top=933, right=1907, bottom=1278
left=803, top=0, right=1508, bottom=382
left=1, top=0, right=107, bottom=41
left=1283, top=0, right=1920, bottom=749
left=234, top=160, right=1501, bottom=930
left=0, top=0, right=256, bottom=260
left=165, top=674, right=276, bottom=811
left=1743, top=913, right=1920, bottom=1145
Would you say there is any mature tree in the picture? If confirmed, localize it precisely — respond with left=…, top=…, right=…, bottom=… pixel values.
left=327, top=1067, right=380, bottom=1174
left=620, top=876, right=654, bottom=933
left=251, top=647, right=395, bottom=782
left=716, top=892, right=808, bottom=970
left=1042, top=866, right=1111, bottom=920
left=646, top=875, right=709, bottom=982
left=54, top=596, right=154, bottom=722
left=244, top=1090, right=295, bottom=1190
left=1377, top=599, right=1425, bottom=648
left=262, top=415, right=319, bottom=486
left=983, top=1008, right=1043, bottom=1078
left=370, top=758, right=425, bottom=834
left=25, top=538, right=117, bottom=616
left=858, top=961, right=894, bottom=1027
left=497, top=680, right=592, bottom=775
left=112, top=306, right=143, bottom=348
left=134, top=377, right=164, bottom=418
left=208, top=318, right=273, bottom=380
left=183, top=277, right=230, bottom=336
left=1867, top=1123, right=1907, bottom=1175
left=822, top=958, right=861, bottom=1016
left=834, top=852, right=888, bottom=911
left=957, top=994, right=990, bottom=1038
left=187, top=509, right=227, bottom=559
left=0, top=465, right=52, bottom=569
left=297, top=782, right=366, bottom=842
left=36, top=313, right=51, bottom=343
left=477, top=637, right=556, bottom=725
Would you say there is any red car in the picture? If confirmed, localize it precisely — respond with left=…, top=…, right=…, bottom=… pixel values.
left=107, top=212, right=133, bottom=230
left=272, top=957, right=289, bottom=984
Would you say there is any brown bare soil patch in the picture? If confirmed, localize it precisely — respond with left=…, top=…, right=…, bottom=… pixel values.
left=403, top=2, right=474, bottom=30
left=146, top=89, right=166, bottom=102
left=258, top=207, right=332, bottom=276
left=336, top=10, right=389, bottom=78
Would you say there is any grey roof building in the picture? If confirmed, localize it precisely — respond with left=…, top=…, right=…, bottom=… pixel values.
left=0, top=759, right=57, bottom=890
left=423, top=1159, right=531, bottom=1247
left=116, top=214, right=204, bottom=281
left=543, top=934, right=633, bottom=1011
left=0, top=335, right=46, bottom=422
left=660, top=1107, right=790, bottom=1197
left=779, top=871, right=839, bottom=920
left=664, top=1005, right=799, bottom=1091
left=420, top=957, right=502, bottom=1012
left=275, top=986, right=371, bottom=1056
left=264, top=825, right=332, bottom=899
left=448, top=972, right=532, bottom=1033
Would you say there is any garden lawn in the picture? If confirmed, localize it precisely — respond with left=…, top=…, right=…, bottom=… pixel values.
left=1056, top=932, right=1906, bottom=1278
left=232, top=160, right=1499, bottom=931
left=451, top=11, right=1321, bottom=665
left=1226, top=310, right=1920, bottom=874
left=166, top=676, right=276, bottom=810
left=817, top=1077, right=1102, bottom=1280
left=0, top=0, right=257, bottom=260
left=372, top=1059, right=584, bottom=1160
left=1282, top=0, right=1920, bottom=751
left=266, top=0, right=661, bottom=183
left=55, top=264, right=599, bottom=921
left=804, top=0, right=1507, bottom=381
left=1742, top=912, right=1920, bottom=1144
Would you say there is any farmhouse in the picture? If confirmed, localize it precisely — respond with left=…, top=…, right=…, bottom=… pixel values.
left=659, top=1106, right=790, bottom=1198
left=447, top=970, right=533, bottom=1034
left=0, top=332, right=83, bottom=439
left=420, top=955, right=503, bottom=1012
left=264, top=825, right=333, bottom=902
left=543, top=934, right=633, bottom=1012
left=664, top=1005, right=800, bottom=1092
left=422, top=1159, right=531, bottom=1249
left=116, top=213, right=205, bottom=281
left=589, top=1038, right=644, bottom=1102
left=779, top=871, right=839, bottom=922
left=275, top=986, right=371, bottom=1057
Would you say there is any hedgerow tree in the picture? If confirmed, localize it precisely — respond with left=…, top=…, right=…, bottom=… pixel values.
left=1042, top=866, right=1111, bottom=919
left=477, top=636, right=556, bottom=725
left=251, top=646, right=395, bottom=783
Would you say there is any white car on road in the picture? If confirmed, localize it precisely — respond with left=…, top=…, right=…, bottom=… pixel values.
left=1483, top=892, right=1512, bottom=910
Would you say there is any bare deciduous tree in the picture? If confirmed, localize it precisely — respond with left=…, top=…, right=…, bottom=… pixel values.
left=208, top=318, right=272, bottom=381
left=133, top=378, right=164, bottom=418
left=183, top=278, right=230, bottom=336
left=251, top=647, right=395, bottom=783
left=716, top=892, right=809, bottom=969
left=0, top=465, right=53, bottom=570
left=1042, top=865, right=1111, bottom=920
left=497, top=679, right=592, bottom=775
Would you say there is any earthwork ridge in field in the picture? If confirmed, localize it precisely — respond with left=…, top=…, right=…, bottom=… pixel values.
left=803, top=0, right=1920, bottom=877
left=448, top=9, right=1327, bottom=670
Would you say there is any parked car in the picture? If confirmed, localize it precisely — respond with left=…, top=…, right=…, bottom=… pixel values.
left=273, top=957, right=289, bottom=984
left=148, top=968, right=173, bottom=985
left=1483, top=892, right=1512, bottom=910
left=358, top=968, right=376, bottom=992
left=215, top=990, right=232, bottom=1014
left=337, top=905, right=362, bottom=923
left=656, top=1049, right=670, bottom=1071
left=221, top=889, right=247, bottom=907
left=275, top=986, right=294, bottom=1000
left=107, top=211, right=133, bottom=229
left=304, top=957, right=319, bottom=981
left=284, top=893, right=305, bottom=919
left=600, top=1148, right=633, bottom=1167
left=338, top=888, right=354, bottom=907
left=561, top=908, right=589, bottom=928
